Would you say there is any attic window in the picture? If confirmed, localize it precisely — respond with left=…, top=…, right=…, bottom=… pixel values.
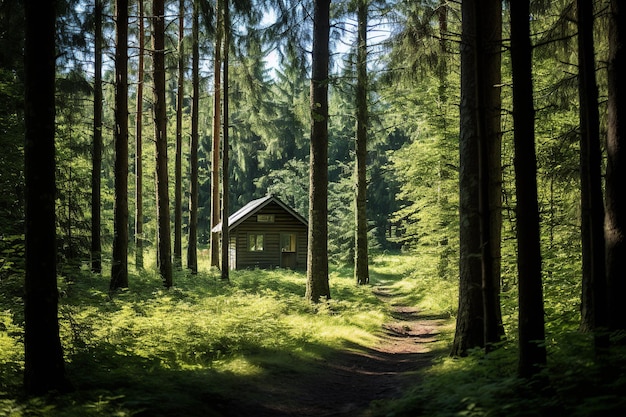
left=257, top=214, right=274, bottom=223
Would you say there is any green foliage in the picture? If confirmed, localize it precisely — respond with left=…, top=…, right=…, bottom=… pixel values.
left=0, top=255, right=388, bottom=416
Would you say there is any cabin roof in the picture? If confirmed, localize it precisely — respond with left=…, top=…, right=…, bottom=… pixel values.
left=211, top=194, right=308, bottom=232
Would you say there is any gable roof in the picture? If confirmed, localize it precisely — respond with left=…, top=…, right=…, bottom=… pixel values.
left=211, top=194, right=308, bottom=233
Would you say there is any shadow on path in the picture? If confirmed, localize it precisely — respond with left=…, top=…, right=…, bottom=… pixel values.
left=236, top=284, right=449, bottom=417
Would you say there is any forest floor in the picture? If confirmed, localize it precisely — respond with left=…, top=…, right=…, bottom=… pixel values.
left=226, top=284, right=450, bottom=417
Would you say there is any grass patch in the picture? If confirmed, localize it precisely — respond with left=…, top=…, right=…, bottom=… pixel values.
left=0, top=253, right=392, bottom=416
left=368, top=254, right=626, bottom=417
left=4, top=251, right=622, bottom=416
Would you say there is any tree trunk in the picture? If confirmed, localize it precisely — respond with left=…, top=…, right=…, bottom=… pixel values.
left=306, top=0, right=331, bottom=303
left=187, top=0, right=199, bottom=274
left=23, top=0, right=68, bottom=395
left=210, top=0, right=224, bottom=268
left=135, top=0, right=145, bottom=270
left=451, top=0, right=503, bottom=356
left=354, top=0, right=369, bottom=286
left=474, top=0, right=504, bottom=350
left=221, top=0, right=230, bottom=281
left=577, top=0, right=608, bottom=353
left=174, top=0, right=185, bottom=269
left=510, top=0, right=547, bottom=378
left=606, top=0, right=626, bottom=334
left=153, top=0, right=173, bottom=288
left=91, top=0, right=103, bottom=274
left=110, top=0, right=130, bottom=291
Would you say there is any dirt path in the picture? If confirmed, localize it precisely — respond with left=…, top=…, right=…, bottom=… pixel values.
left=234, top=284, right=448, bottom=417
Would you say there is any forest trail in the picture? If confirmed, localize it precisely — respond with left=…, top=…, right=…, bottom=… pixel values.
left=231, top=283, right=449, bottom=417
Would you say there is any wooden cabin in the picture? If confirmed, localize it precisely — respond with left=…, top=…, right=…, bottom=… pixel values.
left=212, top=194, right=308, bottom=270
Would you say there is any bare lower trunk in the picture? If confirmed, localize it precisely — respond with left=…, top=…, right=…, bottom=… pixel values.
left=153, top=0, right=173, bottom=287
left=110, top=0, right=129, bottom=290
left=174, top=0, right=184, bottom=269
left=354, top=0, right=369, bottom=286
left=306, top=0, right=331, bottom=302
left=23, top=0, right=68, bottom=394
left=91, top=0, right=103, bottom=274
left=606, top=0, right=626, bottom=334
left=187, top=0, right=199, bottom=274
left=510, top=0, right=546, bottom=377
left=135, top=0, right=145, bottom=270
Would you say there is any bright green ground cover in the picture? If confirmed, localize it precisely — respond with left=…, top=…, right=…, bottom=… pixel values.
left=0, top=252, right=428, bottom=416
left=1, top=252, right=625, bottom=416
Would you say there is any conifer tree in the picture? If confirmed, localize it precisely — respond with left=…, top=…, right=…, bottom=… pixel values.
left=510, top=0, right=546, bottom=377
left=577, top=0, right=608, bottom=352
left=174, top=0, right=185, bottom=269
left=210, top=0, right=224, bottom=268
left=306, top=0, right=331, bottom=302
left=23, top=0, right=68, bottom=395
left=605, top=0, right=626, bottom=334
left=91, top=0, right=103, bottom=274
left=135, top=0, right=146, bottom=270
left=221, top=0, right=230, bottom=280
left=187, top=0, right=200, bottom=274
left=110, top=0, right=130, bottom=290
left=153, top=0, right=173, bottom=287
left=354, top=0, right=369, bottom=286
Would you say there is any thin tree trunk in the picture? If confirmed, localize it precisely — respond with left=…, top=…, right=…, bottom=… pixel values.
left=135, top=0, right=145, bottom=270
left=23, top=0, right=68, bottom=395
left=577, top=0, right=608, bottom=353
left=91, top=0, right=103, bottom=274
left=306, top=0, right=331, bottom=303
left=153, top=0, right=173, bottom=287
left=174, top=0, right=185, bottom=269
left=510, top=0, right=547, bottom=378
left=187, top=0, right=199, bottom=274
left=606, top=0, right=626, bottom=334
left=110, top=0, right=130, bottom=291
left=210, top=0, right=223, bottom=268
left=354, top=0, right=369, bottom=286
left=221, top=0, right=230, bottom=280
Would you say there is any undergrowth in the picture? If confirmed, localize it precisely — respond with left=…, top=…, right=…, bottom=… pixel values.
left=0, top=252, right=390, bottom=416
left=2, top=251, right=624, bottom=416
left=369, top=254, right=626, bottom=417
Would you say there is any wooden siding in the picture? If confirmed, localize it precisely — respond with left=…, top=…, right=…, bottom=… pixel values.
left=230, top=201, right=307, bottom=270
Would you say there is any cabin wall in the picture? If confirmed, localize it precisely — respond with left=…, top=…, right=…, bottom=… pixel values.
left=231, top=202, right=307, bottom=270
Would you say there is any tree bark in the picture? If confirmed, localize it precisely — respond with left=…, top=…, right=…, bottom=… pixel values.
left=153, top=0, right=173, bottom=287
left=577, top=0, right=608, bottom=353
left=306, top=0, right=331, bottom=302
left=174, top=0, right=185, bottom=269
left=110, top=0, right=130, bottom=290
left=510, top=0, right=547, bottom=378
left=221, top=0, right=230, bottom=280
left=474, top=0, right=504, bottom=350
left=187, top=0, right=199, bottom=274
left=451, top=0, right=503, bottom=356
left=23, top=0, right=68, bottom=395
left=210, top=0, right=224, bottom=268
left=354, top=0, right=369, bottom=286
left=606, top=0, right=626, bottom=334
left=91, top=0, right=103, bottom=274
left=135, top=0, right=145, bottom=270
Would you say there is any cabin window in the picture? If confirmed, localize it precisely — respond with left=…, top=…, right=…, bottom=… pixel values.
left=257, top=214, right=274, bottom=223
left=248, top=233, right=264, bottom=251
left=281, top=233, right=296, bottom=252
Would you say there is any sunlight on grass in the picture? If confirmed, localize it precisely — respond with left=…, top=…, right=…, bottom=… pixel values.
left=371, top=252, right=458, bottom=318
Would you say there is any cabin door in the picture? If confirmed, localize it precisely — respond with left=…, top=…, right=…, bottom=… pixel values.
left=280, top=233, right=297, bottom=269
